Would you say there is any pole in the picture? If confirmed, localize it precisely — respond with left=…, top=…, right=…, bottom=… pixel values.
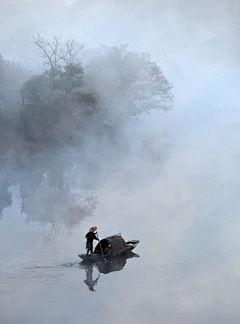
left=96, top=233, right=106, bottom=261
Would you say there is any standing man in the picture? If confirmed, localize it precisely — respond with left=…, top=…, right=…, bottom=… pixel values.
left=85, top=226, right=99, bottom=254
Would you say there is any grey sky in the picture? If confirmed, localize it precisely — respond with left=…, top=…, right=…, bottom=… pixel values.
left=1, top=0, right=239, bottom=67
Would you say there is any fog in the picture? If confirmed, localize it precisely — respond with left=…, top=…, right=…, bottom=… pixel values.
left=1, top=1, right=240, bottom=323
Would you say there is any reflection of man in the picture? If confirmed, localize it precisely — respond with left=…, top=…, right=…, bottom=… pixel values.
left=84, top=265, right=100, bottom=291
left=85, top=226, right=99, bottom=254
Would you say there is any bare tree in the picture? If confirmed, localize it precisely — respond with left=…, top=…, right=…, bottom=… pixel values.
left=33, top=34, right=84, bottom=94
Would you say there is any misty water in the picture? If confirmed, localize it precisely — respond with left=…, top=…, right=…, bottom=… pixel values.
left=2, top=1, right=240, bottom=323
left=1, top=73, right=240, bottom=323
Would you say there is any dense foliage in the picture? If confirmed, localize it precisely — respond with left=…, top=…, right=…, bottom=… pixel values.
left=0, top=37, right=173, bottom=221
left=85, top=44, right=173, bottom=119
left=0, top=36, right=173, bottom=160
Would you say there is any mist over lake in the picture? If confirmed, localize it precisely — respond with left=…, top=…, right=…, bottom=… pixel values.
left=1, top=1, right=240, bottom=323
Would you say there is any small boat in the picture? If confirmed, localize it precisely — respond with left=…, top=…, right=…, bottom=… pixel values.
left=78, top=234, right=139, bottom=262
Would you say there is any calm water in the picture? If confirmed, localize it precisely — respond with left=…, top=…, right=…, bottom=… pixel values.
left=1, top=168, right=240, bottom=323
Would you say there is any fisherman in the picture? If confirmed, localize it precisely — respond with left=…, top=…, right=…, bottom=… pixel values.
left=85, top=226, right=99, bottom=254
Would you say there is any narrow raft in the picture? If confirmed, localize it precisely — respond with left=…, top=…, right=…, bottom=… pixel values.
left=79, top=234, right=139, bottom=262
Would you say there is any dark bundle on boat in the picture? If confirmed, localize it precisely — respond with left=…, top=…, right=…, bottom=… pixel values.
left=94, top=235, right=126, bottom=255
left=79, top=234, right=139, bottom=262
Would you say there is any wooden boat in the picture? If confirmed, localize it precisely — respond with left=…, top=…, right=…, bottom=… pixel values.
left=78, top=234, right=139, bottom=262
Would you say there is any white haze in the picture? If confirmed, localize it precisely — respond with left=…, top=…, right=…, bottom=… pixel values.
left=1, top=1, right=240, bottom=323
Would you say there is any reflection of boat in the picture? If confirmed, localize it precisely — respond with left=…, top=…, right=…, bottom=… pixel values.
left=80, top=252, right=139, bottom=291
left=78, top=234, right=139, bottom=262
left=95, top=252, right=139, bottom=274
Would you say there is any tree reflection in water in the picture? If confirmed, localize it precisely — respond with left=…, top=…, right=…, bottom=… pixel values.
left=0, top=156, right=99, bottom=231
left=0, top=183, right=12, bottom=219
left=80, top=253, right=139, bottom=292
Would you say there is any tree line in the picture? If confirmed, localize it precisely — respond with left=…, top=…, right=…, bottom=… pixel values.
left=0, top=36, right=173, bottom=166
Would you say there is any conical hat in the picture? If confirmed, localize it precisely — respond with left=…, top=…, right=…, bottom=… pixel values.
left=89, top=226, right=97, bottom=232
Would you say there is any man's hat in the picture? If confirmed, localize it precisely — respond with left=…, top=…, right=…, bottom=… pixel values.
left=89, top=226, right=97, bottom=232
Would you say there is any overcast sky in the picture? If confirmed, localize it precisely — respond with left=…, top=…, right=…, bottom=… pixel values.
left=1, top=0, right=239, bottom=67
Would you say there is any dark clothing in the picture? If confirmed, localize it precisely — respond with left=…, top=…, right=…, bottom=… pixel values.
left=85, top=232, right=98, bottom=254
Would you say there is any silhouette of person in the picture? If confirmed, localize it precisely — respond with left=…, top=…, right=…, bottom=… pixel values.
left=85, top=226, right=99, bottom=254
